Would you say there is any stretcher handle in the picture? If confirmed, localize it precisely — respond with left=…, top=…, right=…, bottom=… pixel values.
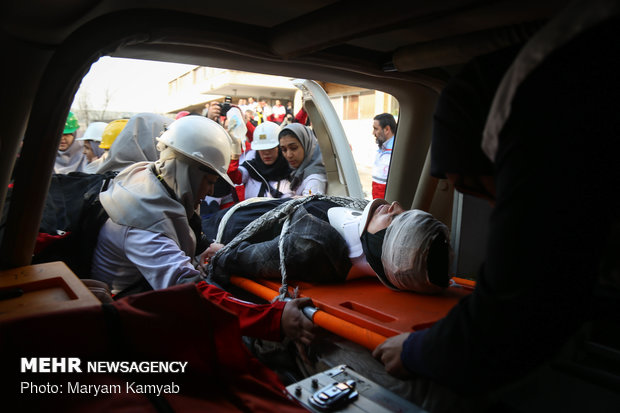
left=229, top=276, right=390, bottom=351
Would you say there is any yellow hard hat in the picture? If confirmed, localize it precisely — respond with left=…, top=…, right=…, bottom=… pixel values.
left=99, top=119, right=128, bottom=149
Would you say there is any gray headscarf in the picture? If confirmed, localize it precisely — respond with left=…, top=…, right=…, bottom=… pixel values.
left=279, top=123, right=326, bottom=191
left=83, top=152, right=107, bottom=174
left=90, top=140, right=105, bottom=159
left=76, top=141, right=105, bottom=174
left=99, top=147, right=208, bottom=258
left=381, top=210, right=452, bottom=294
left=54, top=137, right=87, bottom=174
left=96, top=113, right=173, bottom=174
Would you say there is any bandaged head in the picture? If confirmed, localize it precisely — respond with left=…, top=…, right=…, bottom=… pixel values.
left=381, top=210, right=452, bottom=294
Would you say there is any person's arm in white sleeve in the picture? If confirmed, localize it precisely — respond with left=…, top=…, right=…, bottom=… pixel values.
left=124, top=228, right=201, bottom=290
left=239, top=164, right=250, bottom=185
left=298, top=174, right=327, bottom=196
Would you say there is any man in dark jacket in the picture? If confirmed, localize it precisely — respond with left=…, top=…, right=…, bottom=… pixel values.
left=373, top=4, right=620, bottom=409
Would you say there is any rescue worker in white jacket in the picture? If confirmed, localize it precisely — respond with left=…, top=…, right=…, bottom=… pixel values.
left=91, top=115, right=233, bottom=295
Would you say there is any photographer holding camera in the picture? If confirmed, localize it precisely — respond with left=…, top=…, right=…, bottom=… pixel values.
left=205, top=96, right=233, bottom=123
left=202, top=97, right=248, bottom=212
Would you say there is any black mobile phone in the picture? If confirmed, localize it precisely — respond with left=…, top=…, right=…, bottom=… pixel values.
left=308, top=379, right=358, bottom=411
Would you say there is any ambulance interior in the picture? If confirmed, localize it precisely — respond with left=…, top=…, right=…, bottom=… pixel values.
left=1, top=1, right=618, bottom=411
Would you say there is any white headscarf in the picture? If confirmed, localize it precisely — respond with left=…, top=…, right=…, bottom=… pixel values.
left=54, top=137, right=87, bottom=174
left=96, top=113, right=173, bottom=174
left=100, top=147, right=208, bottom=258
left=382, top=210, right=452, bottom=294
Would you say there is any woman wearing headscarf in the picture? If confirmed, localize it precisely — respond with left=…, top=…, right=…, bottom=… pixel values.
left=84, top=119, right=128, bottom=174
left=232, top=121, right=292, bottom=199
left=95, top=113, right=173, bottom=174
left=76, top=121, right=107, bottom=170
left=278, top=123, right=327, bottom=196
left=54, top=111, right=87, bottom=174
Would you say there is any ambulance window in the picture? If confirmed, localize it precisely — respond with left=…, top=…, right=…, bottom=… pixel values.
left=327, top=85, right=399, bottom=199
left=70, top=58, right=397, bottom=200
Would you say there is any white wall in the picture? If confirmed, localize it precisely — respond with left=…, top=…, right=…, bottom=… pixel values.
left=341, top=119, right=376, bottom=199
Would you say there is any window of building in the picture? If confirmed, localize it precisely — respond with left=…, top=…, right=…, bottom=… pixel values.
left=359, top=91, right=375, bottom=119
left=343, top=95, right=359, bottom=120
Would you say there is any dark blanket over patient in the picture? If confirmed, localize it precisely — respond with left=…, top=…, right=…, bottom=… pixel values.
left=203, top=198, right=352, bottom=285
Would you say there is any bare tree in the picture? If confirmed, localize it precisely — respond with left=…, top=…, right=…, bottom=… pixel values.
left=98, top=87, right=114, bottom=121
left=72, top=86, right=116, bottom=125
left=74, top=89, right=91, bottom=126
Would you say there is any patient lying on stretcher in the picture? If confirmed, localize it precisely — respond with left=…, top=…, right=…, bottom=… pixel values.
left=203, top=196, right=453, bottom=295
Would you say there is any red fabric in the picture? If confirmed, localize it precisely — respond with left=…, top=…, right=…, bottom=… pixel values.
left=225, top=160, right=246, bottom=205
left=227, top=159, right=242, bottom=184
left=295, top=108, right=308, bottom=125
left=175, top=111, right=190, bottom=120
left=220, top=200, right=235, bottom=209
left=246, top=121, right=256, bottom=141
left=34, top=231, right=70, bottom=254
left=273, top=113, right=285, bottom=124
left=372, top=181, right=386, bottom=199
left=0, top=284, right=305, bottom=412
left=234, top=184, right=245, bottom=203
left=196, top=281, right=284, bottom=341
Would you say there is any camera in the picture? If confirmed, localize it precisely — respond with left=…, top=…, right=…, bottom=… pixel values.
left=218, top=96, right=233, bottom=116
left=218, top=102, right=231, bottom=116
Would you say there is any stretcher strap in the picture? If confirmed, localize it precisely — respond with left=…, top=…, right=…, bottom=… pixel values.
left=278, top=215, right=292, bottom=299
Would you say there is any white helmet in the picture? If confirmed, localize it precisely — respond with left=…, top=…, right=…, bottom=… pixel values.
left=76, top=122, right=108, bottom=142
left=251, top=121, right=280, bottom=150
left=157, top=115, right=233, bottom=186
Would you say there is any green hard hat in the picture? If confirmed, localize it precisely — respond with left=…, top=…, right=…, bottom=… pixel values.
left=63, top=111, right=80, bottom=134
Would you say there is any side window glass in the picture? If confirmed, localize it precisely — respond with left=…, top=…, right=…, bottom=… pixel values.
left=71, top=57, right=398, bottom=200
left=328, top=87, right=399, bottom=199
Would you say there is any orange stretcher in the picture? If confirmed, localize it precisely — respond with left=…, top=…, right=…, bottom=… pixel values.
left=230, top=276, right=474, bottom=350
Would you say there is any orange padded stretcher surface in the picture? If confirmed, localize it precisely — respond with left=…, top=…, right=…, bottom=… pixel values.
left=237, top=276, right=473, bottom=339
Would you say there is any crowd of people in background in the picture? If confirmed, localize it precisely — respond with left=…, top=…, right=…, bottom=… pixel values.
left=233, top=96, right=297, bottom=129
left=48, top=95, right=334, bottom=243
